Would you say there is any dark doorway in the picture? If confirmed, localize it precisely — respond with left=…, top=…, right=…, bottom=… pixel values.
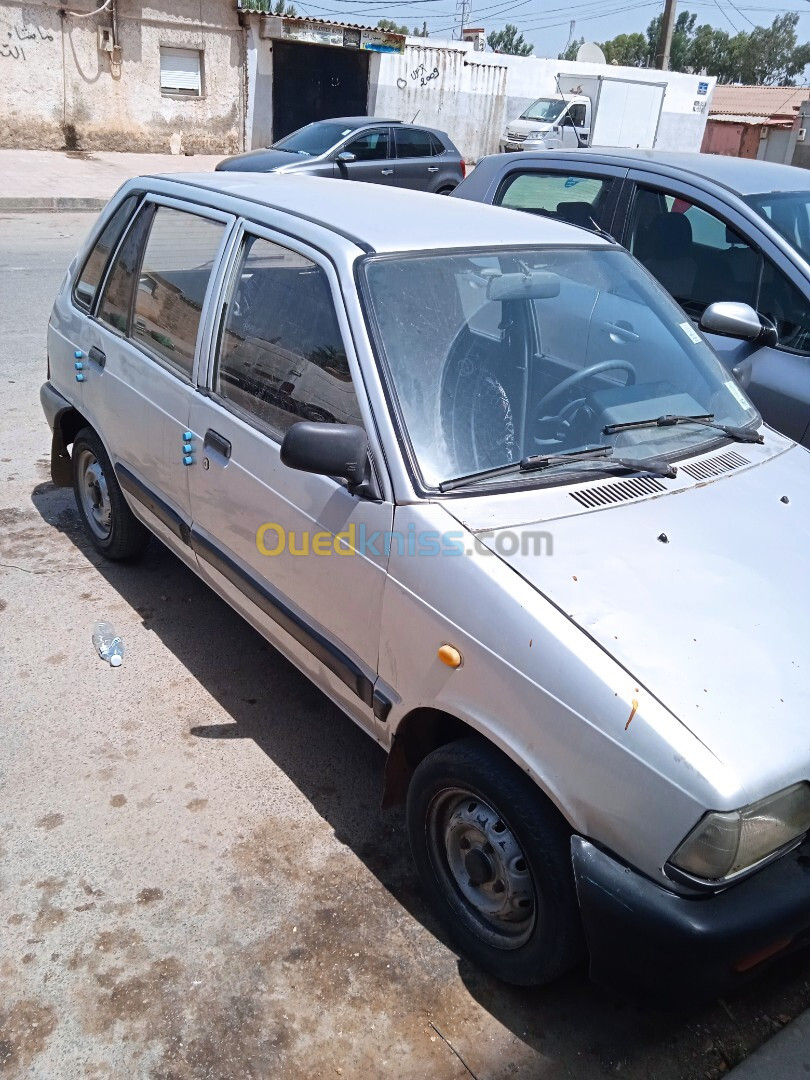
left=272, top=41, right=370, bottom=142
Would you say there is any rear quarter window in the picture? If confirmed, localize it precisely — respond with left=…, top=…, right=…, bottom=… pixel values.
left=73, top=195, right=139, bottom=312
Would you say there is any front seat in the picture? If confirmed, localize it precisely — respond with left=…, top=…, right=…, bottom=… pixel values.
left=555, top=201, right=595, bottom=231
left=640, top=213, right=698, bottom=304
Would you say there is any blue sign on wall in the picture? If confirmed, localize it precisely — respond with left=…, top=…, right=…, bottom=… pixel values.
left=698, top=81, right=709, bottom=95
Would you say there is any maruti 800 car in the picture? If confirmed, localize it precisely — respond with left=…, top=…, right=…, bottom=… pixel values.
left=41, top=173, right=810, bottom=995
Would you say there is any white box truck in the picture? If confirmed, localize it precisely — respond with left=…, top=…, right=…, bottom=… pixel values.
left=500, top=74, right=667, bottom=153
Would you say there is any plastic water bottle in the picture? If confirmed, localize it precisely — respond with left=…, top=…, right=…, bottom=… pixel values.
left=92, top=622, right=124, bottom=667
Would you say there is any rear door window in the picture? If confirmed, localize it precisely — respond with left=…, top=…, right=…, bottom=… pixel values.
left=495, top=172, right=611, bottom=232
left=74, top=195, right=139, bottom=312
left=395, top=128, right=434, bottom=158
left=131, top=206, right=226, bottom=379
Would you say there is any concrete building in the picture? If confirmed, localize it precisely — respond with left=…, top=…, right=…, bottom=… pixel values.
left=0, top=0, right=243, bottom=153
left=701, top=84, right=810, bottom=166
left=0, top=0, right=713, bottom=160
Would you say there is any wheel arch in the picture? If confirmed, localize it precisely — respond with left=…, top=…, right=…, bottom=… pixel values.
left=50, top=404, right=93, bottom=487
left=382, top=706, right=575, bottom=831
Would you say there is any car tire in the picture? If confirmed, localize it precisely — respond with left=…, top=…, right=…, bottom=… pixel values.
left=407, top=736, right=585, bottom=985
left=436, top=186, right=455, bottom=195
left=72, top=427, right=150, bottom=561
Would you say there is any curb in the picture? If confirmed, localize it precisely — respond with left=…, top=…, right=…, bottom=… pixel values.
left=729, top=1007, right=810, bottom=1076
left=0, top=196, right=107, bottom=212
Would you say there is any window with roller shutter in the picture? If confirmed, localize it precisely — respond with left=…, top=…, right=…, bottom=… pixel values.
left=159, top=47, right=203, bottom=97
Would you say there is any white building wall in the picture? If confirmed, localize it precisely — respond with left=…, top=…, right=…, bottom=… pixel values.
left=370, top=40, right=716, bottom=162
left=0, top=0, right=243, bottom=152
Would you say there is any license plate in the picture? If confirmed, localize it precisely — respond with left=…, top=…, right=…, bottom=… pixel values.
left=505, top=142, right=521, bottom=151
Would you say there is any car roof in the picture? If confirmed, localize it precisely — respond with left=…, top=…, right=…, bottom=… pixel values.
left=304, top=116, right=402, bottom=128
left=490, top=149, right=810, bottom=197
left=144, top=172, right=608, bottom=254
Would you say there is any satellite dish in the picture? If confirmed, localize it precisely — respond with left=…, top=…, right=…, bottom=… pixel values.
left=576, top=42, right=606, bottom=65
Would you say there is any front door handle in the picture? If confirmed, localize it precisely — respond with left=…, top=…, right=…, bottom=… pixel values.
left=381, top=169, right=394, bottom=176
left=203, top=429, right=231, bottom=460
left=88, top=346, right=106, bottom=368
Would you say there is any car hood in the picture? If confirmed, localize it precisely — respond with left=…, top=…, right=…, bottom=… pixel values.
left=216, top=148, right=313, bottom=172
left=444, top=443, right=810, bottom=800
left=508, top=118, right=553, bottom=133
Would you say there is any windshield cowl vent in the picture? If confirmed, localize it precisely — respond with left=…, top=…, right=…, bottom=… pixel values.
left=680, top=450, right=748, bottom=482
left=569, top=475, right=666, bottom=509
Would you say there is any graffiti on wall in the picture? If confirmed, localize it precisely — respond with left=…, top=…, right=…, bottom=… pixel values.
left=1, top=21, right=54, bottom=60
left=410, top=63, right=439, bottom=88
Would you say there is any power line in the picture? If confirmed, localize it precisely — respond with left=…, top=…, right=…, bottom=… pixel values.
left=711, top=0, right=741, bottom=30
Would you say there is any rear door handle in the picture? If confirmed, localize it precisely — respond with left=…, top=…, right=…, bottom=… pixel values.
left=88, top=346, right=106, bottom=368
left=381, top=169, right=394, bottom=176
left=427, top=166, right=439, bottom=173
left=204, top=429, right=231, bottom=460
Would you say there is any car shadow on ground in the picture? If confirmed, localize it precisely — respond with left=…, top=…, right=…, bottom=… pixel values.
left=30, top=478, right=810, bottom=1075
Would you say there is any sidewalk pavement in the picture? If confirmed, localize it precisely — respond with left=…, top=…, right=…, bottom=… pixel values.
left=729, top=1005, right=810, bottom=1076
left=0, top=148, right=223, bottom=211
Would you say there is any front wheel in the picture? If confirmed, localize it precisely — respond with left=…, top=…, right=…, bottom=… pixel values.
left=407, top=737, right=585, bottom=985
left=72, top=427, right=150, bottom=560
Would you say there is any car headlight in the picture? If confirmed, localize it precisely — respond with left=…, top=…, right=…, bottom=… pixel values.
left=669, top=782, right=810, bottom=882
left=528, top=130, right=544, bottom=138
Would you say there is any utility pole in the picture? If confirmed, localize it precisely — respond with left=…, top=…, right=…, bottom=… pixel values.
left=455, top=0, right=472, bottom=39
left=655, top=0, right=677, bottom=69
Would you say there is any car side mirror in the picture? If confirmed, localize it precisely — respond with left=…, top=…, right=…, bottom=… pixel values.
left=336, top=151, right=356, bottom=164
left=280, top=422, right=370, bottom=494
left=699, top=302, right=777, bottom=346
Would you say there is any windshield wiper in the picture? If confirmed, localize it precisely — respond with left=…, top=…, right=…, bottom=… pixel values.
left=604, top=413, right=763, bottom=444
left=439, top=445, right=677, bottom=492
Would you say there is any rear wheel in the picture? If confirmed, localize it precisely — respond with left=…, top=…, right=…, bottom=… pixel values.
left=407, top=737, right=585, bottom=985
left=437, top=186, right=455, bottom=195
left=72, top=427, right=149, bottom=560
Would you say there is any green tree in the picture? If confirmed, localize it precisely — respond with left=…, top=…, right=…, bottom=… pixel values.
left=646, top=10, right=697, bottom=70
left=412, top=21, right=429, bottom=37
left=272, top=0, right=296, bottom=15
left=376, top=17, right=409, bottom=35
left=598, top=32, right=647, bottom=67
left=488, top=24, right=533, bottom=56
left=737, top=14, right=810, bottom=85
left=558, top=36, right=584, bottom=62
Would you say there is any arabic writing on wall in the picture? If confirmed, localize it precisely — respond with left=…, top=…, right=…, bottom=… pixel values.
left=410, top=63, right=439, bottom=88
left=1, top=22, right=55, bottom=61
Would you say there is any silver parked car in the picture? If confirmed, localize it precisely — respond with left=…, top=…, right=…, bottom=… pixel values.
left=454, top=149, right=810, bottom=446
left=42, top=173, right=810, bottom=996
left=216, top=117, right=465, bottom=194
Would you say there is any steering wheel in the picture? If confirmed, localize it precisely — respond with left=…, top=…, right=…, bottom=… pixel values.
left=536, top=359, right=637, bottom=416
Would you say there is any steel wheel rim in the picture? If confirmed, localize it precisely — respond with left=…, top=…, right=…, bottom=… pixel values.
left=77, top=449, right=112, bottom=540
left=426, top=787, right=537, bottom=949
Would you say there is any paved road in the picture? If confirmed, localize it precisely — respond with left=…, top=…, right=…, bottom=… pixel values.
left=2, top=213, right=809, bottom=1080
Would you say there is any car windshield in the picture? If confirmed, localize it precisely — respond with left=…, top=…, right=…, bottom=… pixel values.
left=273, top=121, right=356, bottom=157
left=520, top=99, right=566, bottom=122
left=362, top=247, right=760, bottom=490
left=744, top=190, right=810, bottom=261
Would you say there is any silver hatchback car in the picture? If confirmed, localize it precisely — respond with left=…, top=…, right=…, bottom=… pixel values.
left=42, top=174, right=810, bottom=996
